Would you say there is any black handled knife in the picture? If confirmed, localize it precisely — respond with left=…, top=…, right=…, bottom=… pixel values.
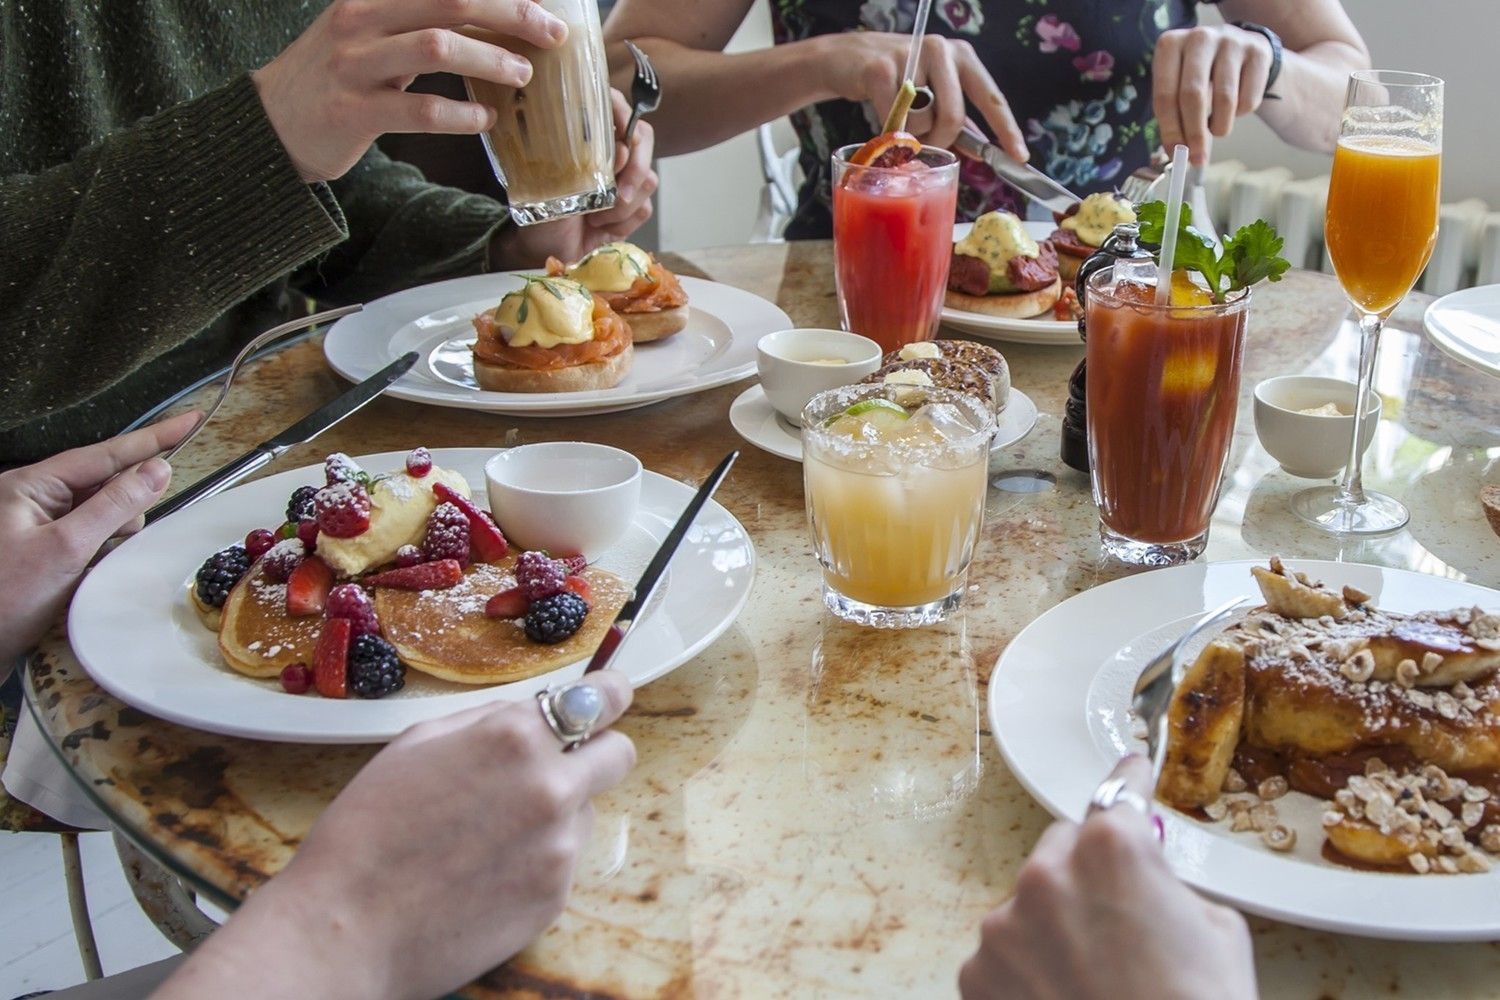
left=144, top=352, right=418, bottom=526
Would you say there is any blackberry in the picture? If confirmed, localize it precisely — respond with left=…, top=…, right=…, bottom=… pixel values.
left=194, top=546, right=252, bottom=608
left=286, top=485, right=319, bottom=523
left=523, top=592, right=589, bottom=644
left=347, top=635, right=405, bottom=698
left=515, top=550, right=566, bottom=602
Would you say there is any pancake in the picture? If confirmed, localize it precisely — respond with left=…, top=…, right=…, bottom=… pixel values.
left=217, top=564, right=325, bottom=678
left=375, top=558, right=632, bottom=685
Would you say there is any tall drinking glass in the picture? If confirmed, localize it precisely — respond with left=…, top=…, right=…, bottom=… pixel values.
left=460, top=0, right=616, bottom=225
left=832, top=145, right=959, bottom=353
left=1291, top=71, right=1443, bottom=534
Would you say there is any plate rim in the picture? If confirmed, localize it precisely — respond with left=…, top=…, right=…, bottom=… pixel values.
left=1422, top=284, right=1500, bottom=379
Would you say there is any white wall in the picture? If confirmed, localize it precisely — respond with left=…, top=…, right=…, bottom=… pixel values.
left=654, top=0, right=1500, bottom=252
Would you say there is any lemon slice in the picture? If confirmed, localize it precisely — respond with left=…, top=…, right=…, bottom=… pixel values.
left=1169, top=269, right=1214, bottom=308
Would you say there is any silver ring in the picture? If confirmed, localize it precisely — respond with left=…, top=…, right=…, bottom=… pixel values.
left=536, top=683, right=604, bottom=752
left=909, top=85, right=935, bottom=112
left=1087, top=776, right=1153, bottom=817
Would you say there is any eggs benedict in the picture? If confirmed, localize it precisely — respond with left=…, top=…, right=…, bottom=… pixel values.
left=945, top=211, right=1062, bottom=319
left=1050, top=192, right=1137, bottom=280
left=545, top=242, right=690, bottom=343
left=470, top=275, right=633, bottom=392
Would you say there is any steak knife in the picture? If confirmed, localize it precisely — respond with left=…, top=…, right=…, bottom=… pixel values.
left=953, top=127, right=1082, bottom=215
left=144, top=352, right=418, bottom=526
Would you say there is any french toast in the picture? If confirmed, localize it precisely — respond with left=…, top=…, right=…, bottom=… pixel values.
left=217, top=565, right=325, bottom=678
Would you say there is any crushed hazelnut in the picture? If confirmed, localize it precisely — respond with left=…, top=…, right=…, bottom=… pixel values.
left=1480, top=825, right=1500, bottom=853
left=1322, top=810, right=1345, bottom=828
left=1408, top=853, right=1432, bottom=874
left=1342, top=585, right=1372, bottom=605
left=1421, top=651, right=1444, bottom=674
left=1395, top=659, right=1420, bottom=688
left=1457, top=850, right=1493, bottom=874
left=1438, top=855, right=1460, bottom=874
left=1205, top=800, right=1229, bottom=822
left=1257, top=776, right=1289, bottom=801
left=1230, top=810, right=1256, bottom=834
left=1249, top=803, right=1279, bottom=832
left=1223, top=768, right=1247, bottom=794
left=1261, top=825, right=1296, bottom=852
left=1463, top=786, right=1491, bottom=802
left=1462, top=802, right=1486, bottom=829
left=1435, top=692, right=1460, bottom=720
left=1364, top=757, right=1391, bottom=776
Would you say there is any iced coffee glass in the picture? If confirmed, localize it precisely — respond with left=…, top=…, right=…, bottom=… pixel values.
left=460, top=1, right=615, bottom=225
left=803, top=384, right=993, bottom=629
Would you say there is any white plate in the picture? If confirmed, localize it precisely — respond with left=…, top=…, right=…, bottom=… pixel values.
left=68, top=449, right=756, bottom=743
left=989, top=559, right=1500, bottom=941
left=728, top=384, right=1037, bottom=464
left=940, top=221, right=1079, bottom=346
left=324, top=272, right=792, bottom=416
left=1423, top=284, right=1500, bottom=379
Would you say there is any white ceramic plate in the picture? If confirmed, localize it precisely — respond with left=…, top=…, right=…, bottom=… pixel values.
left=1423, top=284, right=1500, bottom=379
left=729, top=384, right=1037, bottom=464
left=940, top=221, right=1079, bottom=346
left=69, top=449, right=756, bottom=743
left=324, top=272, right=792, bottom=416
left=989, top=558, right=1500, bottom=941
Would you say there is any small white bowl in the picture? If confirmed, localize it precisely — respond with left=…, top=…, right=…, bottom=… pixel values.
left=1253, top=376, right=1381, bottom=479
left=485, top=443, right=642, bottom=559
left=757, top=329, right=883, bottom=426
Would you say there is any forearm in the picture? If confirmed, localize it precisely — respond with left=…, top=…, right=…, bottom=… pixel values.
left=1257, top=40, right=1371, bottom=153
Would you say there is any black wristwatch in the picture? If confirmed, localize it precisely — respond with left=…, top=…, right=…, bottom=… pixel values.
left=1231, top=21, right=1283, bottom=100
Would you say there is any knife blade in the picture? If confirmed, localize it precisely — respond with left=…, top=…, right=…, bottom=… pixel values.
left=583, top=450, right=739, bottom=675
left=144, top=351, right=418, bottom=526
left=953, top=128, right=1081, bottom=214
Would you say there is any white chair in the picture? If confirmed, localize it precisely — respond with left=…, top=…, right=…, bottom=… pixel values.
left=751, top=122, right=801, bottom=243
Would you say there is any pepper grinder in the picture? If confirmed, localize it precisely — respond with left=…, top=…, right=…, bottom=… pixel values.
left=1060, top=222, right=1154, bottom=474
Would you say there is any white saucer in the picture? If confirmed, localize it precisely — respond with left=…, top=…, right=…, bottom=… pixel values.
left=729, top=384, right=1038, bottom=464
left=1423, top=284, right=1500, bottom=379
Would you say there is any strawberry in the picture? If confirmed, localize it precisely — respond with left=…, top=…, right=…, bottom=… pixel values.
left=484, top=586, right=530, bottom=620
left=564, top=575, right=592, bottom=603
left=286, top=556, right=334, bottom=617
left=313, top=618, right=351, bottom=699
left=364, top=559, right=463, bottom=591
left=432, top=482, right=508, bottom=562
left=316, top=483, right=371, bottom=538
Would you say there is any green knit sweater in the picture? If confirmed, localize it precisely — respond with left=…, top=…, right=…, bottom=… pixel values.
left=0, top=1, right=511, bottom=462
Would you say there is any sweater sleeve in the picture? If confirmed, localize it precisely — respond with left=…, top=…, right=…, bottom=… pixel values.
left=0, top=75, right=347, bottom=435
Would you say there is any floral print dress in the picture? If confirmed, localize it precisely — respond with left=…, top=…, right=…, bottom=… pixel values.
left=771, top=0, right=1199, bottom=239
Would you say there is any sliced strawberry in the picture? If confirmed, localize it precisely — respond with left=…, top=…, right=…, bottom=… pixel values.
left=313, top=618, right=351, bottom=699
left=564, top=575, right=592, bottom=603
left=432, top=483, right=509, bottom=562
left=484, top=586, right=530, bottom=619
left=286, top=556, right=334, bottom=617
left=364, top=559, right=464, bottom=591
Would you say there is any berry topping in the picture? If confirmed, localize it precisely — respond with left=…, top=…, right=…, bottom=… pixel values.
left=564, top=575, right=592, bottom=603
left=286, top=485, right=319, bottom=523
left=556, top=554, right=588, bottom=576
left=348, top=635, right=406, bottom=699
left=394, top=544, right=425, bottom=568
left=485, top=586, right=530, bottom=620
left=313, top=618, right=351, bottom=699
left=244, top=528, right=277, bottom=561
left=523, top=592, right=589, bottom=644
left=422, top=502, right=470, bottom=564
left=515, top=550, right=567, bottom=602
left=194, top=546, right=251, bottom=609
left=286, top=556, right=334, bottom=617
left=324, top=453, right=363, bottom=487
left=280, top=662, right=313, bottom=695
left=364, top=559, right=464, bottom=591
left=431, top=482, right=508, bottom=562
left=325, top=583, right=380, bottom=638
left=296, top=518, right=320, bottom=551
left=315, top=482, right=371, bottom=538
left=261, top=538, right=306, bottom=583
left=405, top=447, right=433, bottom=478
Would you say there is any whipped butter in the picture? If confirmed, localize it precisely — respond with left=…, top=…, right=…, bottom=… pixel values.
left=566, top=242, right=653, bottom=293
left=494, top=278, right=594, bottom=349
left=955, top=212, right=1038, bottom=272
left=316, top=468, right=471, bottom=578
left=1061, top=193, right=1136, bottom=247
left=898, top=342, right=942, bottom=361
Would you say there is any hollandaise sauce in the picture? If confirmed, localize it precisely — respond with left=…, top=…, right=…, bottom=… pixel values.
left=1061, top=193, right=1137, bottom=248
left=566, top=242, right=653, bottom=293
left=495, top=277, right=596, bottom=348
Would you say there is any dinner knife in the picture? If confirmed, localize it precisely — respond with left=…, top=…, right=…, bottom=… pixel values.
left=953, top=127, right=1082, bottom=214
left=144, top=352, right=418, bottom=526
left=583, top=450, right=739, bottom=675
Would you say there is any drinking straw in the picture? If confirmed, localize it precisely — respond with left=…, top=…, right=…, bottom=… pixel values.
left=901, top=0, right=936, bottom=93
left=1154, top=143, right=1191, bottom=305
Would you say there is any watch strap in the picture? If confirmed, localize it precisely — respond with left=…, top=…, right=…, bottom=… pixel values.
left=1231, top=21, right=1284, bottom=101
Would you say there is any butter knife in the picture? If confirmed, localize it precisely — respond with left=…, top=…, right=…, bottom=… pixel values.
left=953, top=127, right=1081, bottom=214
left=144, top=352, right=418, bottom=526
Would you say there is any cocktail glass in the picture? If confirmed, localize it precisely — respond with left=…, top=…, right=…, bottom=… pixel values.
left=1085, top=268, right=1249, bottom=565
left=803, top=384, right=993, bottom=628
left=832, top=145, right=959, bottom=353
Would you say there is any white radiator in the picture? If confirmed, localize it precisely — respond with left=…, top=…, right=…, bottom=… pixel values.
left=1201, top=161, right=1496, bottom=294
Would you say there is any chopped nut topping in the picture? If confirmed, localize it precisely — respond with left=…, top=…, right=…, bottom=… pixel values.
left=1257, top=776, right=1289, bottom=801
left=1364, top=756, right=1391, bottom=776
left=1342, top=585, right=1372, bottom=605
left=1438, top=855, right=1460, bottom=874
left=1322, top=810, right=1345, bottom=828
left=1435, top=692, right=1460, bottom=720
left=1421, top=651, right=1444, bottom=674
left=1408, top=853, right=1432, bottom=874
left=1205, top=800, right=1229, bottom=822
left=1481, top=825, right=1500, bottom=853
left=1462, top=802, right=1486, bottom=829
left=1230, top=810, right=1256, bottom=833
left=1458, top=849, right=1493, bottom=874
left=1463, top=786, right=1491, bottom=802
left=1222, top=768, right=1247, bottom=794
left=1262, top=825, right=1296, bottom=852
left=1249, top=803, right=1279, bottom=832
left=1395, top=659, right=1420, bottom=688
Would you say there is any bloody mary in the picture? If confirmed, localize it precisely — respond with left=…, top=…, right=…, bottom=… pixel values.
left=832, top=145, right=959, bottom=353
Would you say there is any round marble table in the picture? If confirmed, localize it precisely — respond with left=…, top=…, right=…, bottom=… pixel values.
left=26, top=241, right=1500, bottom=997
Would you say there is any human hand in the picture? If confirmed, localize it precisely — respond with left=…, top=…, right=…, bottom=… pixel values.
left=959, top=756, right=1257, bottom=1000
left=252, top=0, right=569, bottom=183
left=818, top=32, right=1027, bottom=160
left=0, top=412, right=195, bottom=666
left=157, top=673, right=637, bottom=1000
left=1153, top=24, right=1275, bottom=166
left=490, top=89, right=658, bottom=270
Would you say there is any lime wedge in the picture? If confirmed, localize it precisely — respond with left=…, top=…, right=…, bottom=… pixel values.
left=823, top=397, right=910, bottom=436
left=845, top=398, right=908, bottom=419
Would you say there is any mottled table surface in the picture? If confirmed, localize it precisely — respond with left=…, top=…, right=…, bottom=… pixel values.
left=27, top=241, right=1500, bottom=997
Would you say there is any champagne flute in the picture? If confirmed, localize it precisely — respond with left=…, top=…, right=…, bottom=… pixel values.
left=1291, top=71, right=1442, bottom=535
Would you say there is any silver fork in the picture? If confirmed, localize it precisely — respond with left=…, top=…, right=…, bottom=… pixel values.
left=1119, top=154, right=1219, bottom=243
left=1132, top=596, right=1251, bottom=782
left=622, top=40, right=660, bottom=147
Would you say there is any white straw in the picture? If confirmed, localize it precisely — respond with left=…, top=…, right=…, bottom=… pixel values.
left=1154, top=144, right=1191, bottom=305
left=901, top=0, right=936, bottom=90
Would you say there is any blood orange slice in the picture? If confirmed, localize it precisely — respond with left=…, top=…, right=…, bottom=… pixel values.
left=849, top=131, right=922, bottom=169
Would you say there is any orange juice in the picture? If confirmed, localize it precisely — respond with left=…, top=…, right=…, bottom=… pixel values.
left=1325, top=136, right=1441, bottom=316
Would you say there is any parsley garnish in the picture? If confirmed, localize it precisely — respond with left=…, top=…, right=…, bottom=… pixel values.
left=1136, top=201, right=1291, bottom=303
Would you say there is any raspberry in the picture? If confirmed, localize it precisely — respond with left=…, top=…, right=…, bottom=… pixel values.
left=406, top=447, right=433, bottom=478
left=394, top=544, right=425, bottom=568
left=244, top=528, right=277, bottom=561
left=325, top=453, right=363, bottom=486
left=431, top=482, right=507, bottom=561
left=315, top=482, right=371, bottom=538
left=280, top=663, right=313, bottom=695
left=348, top=635, right=406, bottom=699
left=297, top=518, right=320, bottom=551
left=422, top=503, right=469, bottom=563
left=556, top=554, right=587, bottom=576
left=515, top=550, right=567, bottom=602
left=325, top=583, right=380, bottom=638
left=261, top=538, right=306, bottom=583
left=523, top=592, right=589, bottom=644
left=194, top=546, right=251, bottom=608
left=286, top=485, right=319, bottom=523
